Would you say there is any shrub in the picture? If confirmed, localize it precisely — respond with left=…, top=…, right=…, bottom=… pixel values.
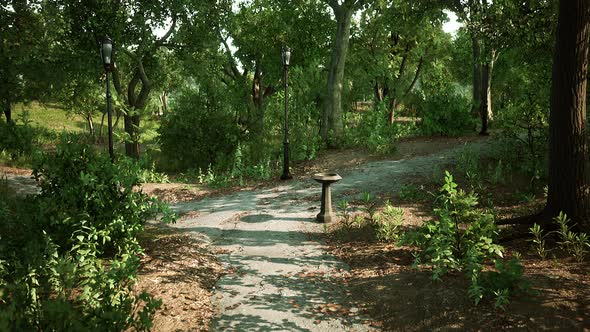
left=0, top=138, right=173, bottom=330
left=345, top=102, right=418, bottom=154
left=406, top=171, right=529, bottom=306
left=0, top=111, right=38, bottom=160
left=158, top=90, right=240, bottom=172
left=419, top=90, right=474, bottom=136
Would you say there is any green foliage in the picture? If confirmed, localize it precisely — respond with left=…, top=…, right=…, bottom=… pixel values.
left=480, top=258, right=532, bottom=310
left=455, top=148, right=479, bottom=182
left=32, top=137, right=174, bottom=252
left=406, top=171, right=529, bottom=306
left=488, top=160, right=508, bottom=185
left=398, top=184, right=429, bottom=202
left=229, top=144, right=273, bottom=184
left=120, top=156, right=170, bottom=184
left=419, top=88, right=474, bottom=137
left=374, top=201, right=404, bottom=242
left=554, top=212, right=589, bottom=263
left=528, top=214, right=589, bottom=263
left=529, top=223, right=549, bottom=259
left=0, top=111, right=38, bottom=160
left=337, top=200, right=363, bottom=230
left=345, top=103, right=417, bottom=154
left=158, top=89, right=240, bottom=172
left=0, top=138, right=172, bottom=330
left=360, top=192, right=379, bottom=222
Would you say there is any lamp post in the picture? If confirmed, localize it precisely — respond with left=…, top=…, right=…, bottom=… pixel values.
left=101, top=36, right=114, bottom=162
left=280, top=46, right=292, bottom=180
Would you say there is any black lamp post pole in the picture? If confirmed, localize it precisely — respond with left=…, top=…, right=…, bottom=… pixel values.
left=106, top=69, right=114, bottom=162
left=281, top=61, right=292, bottom=180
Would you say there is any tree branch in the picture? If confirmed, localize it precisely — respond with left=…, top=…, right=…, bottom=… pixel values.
left=155, top=16, right=177, bottom=47
left=403, top=57, right=424, bottom=98
left=135, top=62, right=151, bottom=109
left=221, top=37, right=241, bottom=79
left=111, top=65, right=127, bottom=104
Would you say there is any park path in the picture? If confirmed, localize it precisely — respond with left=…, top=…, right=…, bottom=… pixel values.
left=171, top=140, right=489, bottom=332
left=1, top=139, right=489, bottom=331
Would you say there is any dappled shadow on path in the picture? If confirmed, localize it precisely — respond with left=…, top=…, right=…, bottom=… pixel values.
left=214, top=313, right=313, bottom=332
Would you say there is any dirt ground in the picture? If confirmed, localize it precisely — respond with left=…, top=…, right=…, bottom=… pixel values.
left=136, top=225, right=224, bottom=332
left=323, top=158, right=590, bottom=331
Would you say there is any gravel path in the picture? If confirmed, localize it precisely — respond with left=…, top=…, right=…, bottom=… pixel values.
left=2, top=173, right=39, bottom=196
left=171, top=140, right=490, bottom=331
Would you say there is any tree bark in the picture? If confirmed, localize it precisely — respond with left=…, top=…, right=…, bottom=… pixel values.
left=86, top=114, right=95, bottom=139
left=323, top=2, right=354, bottom=148
left=124, top=113, right=141, bottom=159
left=479, top=58, right=493, bottom=135
left=114, top=62, right=151, bottom=160
left=2, top=98, right=11, bottom=124
left=250, top=60, right=266, bottom=137
left=471, top=37, right=482, bottom=120
left=160, top=91, right=168, bottom=115
left=544, top=0, right=590, bottom=229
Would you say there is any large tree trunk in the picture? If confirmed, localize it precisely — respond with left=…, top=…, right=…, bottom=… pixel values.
left=322, top=4, right=354, bottom=149
left=544, top=0, right=590, bottom=229
left=471, top=37, right=482, bottom=121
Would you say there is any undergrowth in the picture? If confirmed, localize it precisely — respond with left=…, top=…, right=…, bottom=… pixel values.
left=0, top=137, right=174, bottom=330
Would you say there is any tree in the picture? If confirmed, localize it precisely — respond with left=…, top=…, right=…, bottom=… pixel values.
left=322, top=0, right=365, bottom=148
left=544, top=0, right=590, bottom=228
left=214, top=0, right=331, bottom=157
left=500, top=0, right=590, bottom=231
left=52, top=0, right=221, bottom=159
left=0, top=0, right=52, bottom=124
left=351, top=0, right=446, bottom=123
left=449, top=0, right=496, bottom=135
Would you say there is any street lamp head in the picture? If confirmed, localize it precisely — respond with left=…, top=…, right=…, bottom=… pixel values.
left=101, top=36, right=113, bottom=70
left=282, top=46, right=291, bottom=66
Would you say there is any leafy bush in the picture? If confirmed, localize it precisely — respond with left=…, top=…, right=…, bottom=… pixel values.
left=406, top=171, right=529, bottom=306
left=120, top=155, right=170, bottom=184
left=419, top=90, right=474, bottom=136
left=479, top=258, right=532, bottom=310
left=158, top=90, right=240, bottom=172
left=337, top=200, right=363, bottom=230
left=0, top=138, right=173, bottom=330
left=345, top=102, right=418, bottom=154
left=529, top=223, right=549, bottom=259
left=0, top=111, right=38, bottom=160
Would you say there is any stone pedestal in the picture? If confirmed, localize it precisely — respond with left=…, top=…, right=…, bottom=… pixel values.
left=313, top=173, right=342, bottom=223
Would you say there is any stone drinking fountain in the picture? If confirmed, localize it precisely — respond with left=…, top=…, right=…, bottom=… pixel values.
left=313, top=172, right=342, bottom=223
